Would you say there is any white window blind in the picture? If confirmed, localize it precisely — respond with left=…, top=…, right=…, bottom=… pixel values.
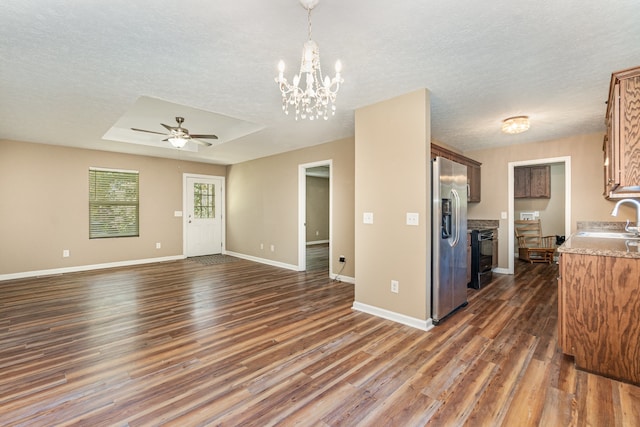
left=89, top=168, right=139, bottom=239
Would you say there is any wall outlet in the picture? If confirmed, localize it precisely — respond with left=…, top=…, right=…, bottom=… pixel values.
left=316, top=230, right=320, bottom=236
left=339, top=255, right=346, bottom=263
left=391, top=280, right=399, bottom=293
left=155, top=242, right=161, bottom=249
left=270, top=244, right=275, bottom=252
left=260, top=243, right=264, bottom=250
left=62, top=249, right=70, bottom=258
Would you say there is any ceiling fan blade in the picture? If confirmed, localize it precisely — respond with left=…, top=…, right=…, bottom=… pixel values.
left=190, top=134, right=218, bottom=140
left=160, top=123, right=175, bottom=132
left=192, top=138, right=213, bottom=147
left=131, top=128, right=167, bottom=136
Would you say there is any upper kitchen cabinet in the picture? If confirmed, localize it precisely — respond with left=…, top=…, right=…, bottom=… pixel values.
left=604, top=66, right=640, bottom=199
left=431, top=143, right=482, bottom=202
left=514, top=165, right=551, bottom=198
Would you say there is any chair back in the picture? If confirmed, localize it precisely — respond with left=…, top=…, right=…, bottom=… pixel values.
left=514, top=219, right=543, bottom=248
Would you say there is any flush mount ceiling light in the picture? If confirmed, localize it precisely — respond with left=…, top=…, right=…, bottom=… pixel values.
left=501, top=116, right=530, bottom=134
left=275, top=0, right=343, bottom=121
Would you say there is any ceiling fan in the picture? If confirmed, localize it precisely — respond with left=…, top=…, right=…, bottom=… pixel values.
left=131, top=116, right=218, bottom=148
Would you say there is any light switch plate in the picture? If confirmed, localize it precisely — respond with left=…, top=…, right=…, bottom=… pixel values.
left=406, top=212, right=419, bottom=226
left=363, top=212, right=374, bottom=224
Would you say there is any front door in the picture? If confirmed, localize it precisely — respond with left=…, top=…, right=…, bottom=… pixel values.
left=185, top=176, right=223, bottom=257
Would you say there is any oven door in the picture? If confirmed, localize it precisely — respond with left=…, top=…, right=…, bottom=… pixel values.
left=479, top=238, right=493, bottom=257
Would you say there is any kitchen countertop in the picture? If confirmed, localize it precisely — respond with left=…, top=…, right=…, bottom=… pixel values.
left=468, top=219, right=499, bottom=230
left=558, top=221, right=640, bottom=259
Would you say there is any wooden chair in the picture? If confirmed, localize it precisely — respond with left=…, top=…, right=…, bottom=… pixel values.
left=514, top=219, right=556, bottom=263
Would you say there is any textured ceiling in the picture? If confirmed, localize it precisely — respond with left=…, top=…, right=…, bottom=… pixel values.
left=2, top=0, right=640, bottom=165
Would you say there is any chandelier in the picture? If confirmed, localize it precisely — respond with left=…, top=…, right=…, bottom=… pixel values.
left=275, top=0, right=343, bottom=121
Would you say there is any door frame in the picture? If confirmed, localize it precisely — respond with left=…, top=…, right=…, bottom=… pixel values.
left=298, top=160, right=332, bottom=272
left=507, top=156, right=571, bottom=274
left=182, top=173, right=226, bottom=257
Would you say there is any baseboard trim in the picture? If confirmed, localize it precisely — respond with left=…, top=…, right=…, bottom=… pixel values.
left=0, top=255, right=185, bottom=281
left=224, top=251, right=299, bottom=271
left=352, top=301, right=434, bottom=331
left=493, top=267, right=510, bottom=274
left=331, top=274, right=355, bottom=284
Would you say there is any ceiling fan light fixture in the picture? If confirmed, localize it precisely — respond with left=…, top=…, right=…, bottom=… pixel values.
left=501, top=116, right=530, bottom=134
left=168, top=136, right=187, bottom=148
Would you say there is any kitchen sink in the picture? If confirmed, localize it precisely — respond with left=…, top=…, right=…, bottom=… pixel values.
left=575, top=231, right=640, bottom=239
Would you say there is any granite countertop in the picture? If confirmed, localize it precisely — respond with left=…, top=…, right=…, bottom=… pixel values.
left=558, top=221, right=640, bottom=259
left=468, top=219, right=499, bottom=230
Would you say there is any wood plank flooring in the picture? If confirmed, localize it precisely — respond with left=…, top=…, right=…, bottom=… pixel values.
left=1, top=258, right=639, bottom=426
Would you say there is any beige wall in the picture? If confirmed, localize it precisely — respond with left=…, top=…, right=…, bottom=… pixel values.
left=466, top=133, right=637, bottom=268
left=0, top=139, right=225, bottom=275
left=354, top=89, right=430, bottom=321
left=225, top=137, right=355, bottom=277
left=306, top=176, right=330, bottom=242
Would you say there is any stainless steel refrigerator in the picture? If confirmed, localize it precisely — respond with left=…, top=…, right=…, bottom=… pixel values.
left=432, top=156, right=468, bottom=324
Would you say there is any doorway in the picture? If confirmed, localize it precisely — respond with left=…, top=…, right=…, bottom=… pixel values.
left=298, top=160, right=332, bottom=273
left=183, top=174, right=225, bottom=257
left=507, top=157, right=571, bottom=274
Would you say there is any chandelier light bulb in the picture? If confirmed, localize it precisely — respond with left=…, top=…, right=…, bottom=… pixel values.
left=274, top=0, right=343, bottom=121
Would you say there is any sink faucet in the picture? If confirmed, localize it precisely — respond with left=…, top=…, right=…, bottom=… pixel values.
left=611, top=198, right=640, bottom=235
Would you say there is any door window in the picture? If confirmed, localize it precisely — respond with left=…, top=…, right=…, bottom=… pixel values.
left=193, top=183, right=215, bottom=219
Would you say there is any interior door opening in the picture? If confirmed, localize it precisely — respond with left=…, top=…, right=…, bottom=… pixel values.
left=507, top=157, right=571, bottom=274
left=298, top=160, right=332, bottom=274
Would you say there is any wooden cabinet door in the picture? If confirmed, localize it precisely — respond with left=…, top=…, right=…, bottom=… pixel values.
left=557, top=254, right=565, bottom=351
left=604, top=68, right=640, bottom=198
left=620, top=76, right=640, bottom=189
left=529, top=165, right=551, bottom=198
left=466, top=232, right=471, bottom=285
left=514, top=166, right=530, bottom=198
left=491, top=231, right=498, bottom=269
left=468, top=164, right=481, bottom=203
left=562, top=253, right=640, bottom=384
left=514, top=165, right=550, bottom=198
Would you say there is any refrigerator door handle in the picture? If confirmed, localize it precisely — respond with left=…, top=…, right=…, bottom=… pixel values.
left=451, top=188, right=461, bottom=247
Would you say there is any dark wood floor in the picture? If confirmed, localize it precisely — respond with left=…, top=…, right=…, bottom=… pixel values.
left=306, top=243, right=329, bottom=272
left=1, top=258, right=639, bottom=426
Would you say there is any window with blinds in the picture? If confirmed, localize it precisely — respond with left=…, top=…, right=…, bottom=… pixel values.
left=89, top=168, right=139, bottom=239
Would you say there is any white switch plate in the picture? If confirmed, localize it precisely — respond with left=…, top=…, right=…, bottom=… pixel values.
left=501, top=211, right=507, bottom=219
left=62, top=249, right=70, bottom=258
left=174, top=211, right=183, bottom=217
left=363, top=212, right=374, bottom=224
left=406, top=212, right=419, bottom=226
left=155, top=242, right=161, bottom=249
